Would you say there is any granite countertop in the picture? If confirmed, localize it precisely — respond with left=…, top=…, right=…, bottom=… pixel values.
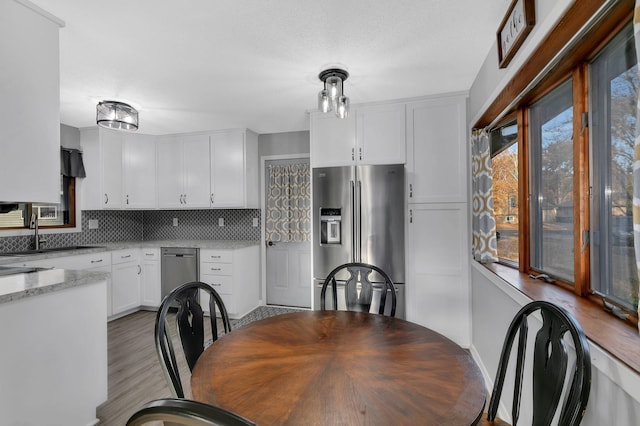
left=0, top=240, right=259, bottom=265
left=0, top=268, right=109, bottom=304
left=0, top=240, right=258, bottom=303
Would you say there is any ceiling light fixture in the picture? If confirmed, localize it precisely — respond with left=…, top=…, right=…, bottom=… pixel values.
left=318, top=68, right=350, bottom=119
left=96, top=100, right=138, bottom=131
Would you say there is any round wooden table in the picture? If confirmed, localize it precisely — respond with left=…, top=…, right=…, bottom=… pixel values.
left=191, top=311, right=486, bottom=425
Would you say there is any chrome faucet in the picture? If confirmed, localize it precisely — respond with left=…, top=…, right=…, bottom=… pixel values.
left=30, top=214, right=46, bottom=250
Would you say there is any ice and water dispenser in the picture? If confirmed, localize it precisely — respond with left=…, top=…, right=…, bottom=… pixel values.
left=319, top=208, right=341, bottom=245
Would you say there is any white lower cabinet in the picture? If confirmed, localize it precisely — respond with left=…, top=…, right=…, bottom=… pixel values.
left=406, top=203, right=470, bottom=347
left=140, top=248, right=161, bottom=307
left=110, top=249, right=141, bottom=316
left=199, top=246, right=259, bottom=319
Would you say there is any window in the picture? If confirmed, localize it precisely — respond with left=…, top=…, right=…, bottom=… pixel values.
left=0, top=177, right=76, bottom=229
left=490, top=122, right=519, bottom=265
left=590, top=24, right=639, bottom=311
left=529, top=79, right=575, bottom=282
left=486, top=19, right=639, bottom=314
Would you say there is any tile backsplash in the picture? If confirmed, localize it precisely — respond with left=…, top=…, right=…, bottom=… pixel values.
left=0, top=209, right=261, bottom=253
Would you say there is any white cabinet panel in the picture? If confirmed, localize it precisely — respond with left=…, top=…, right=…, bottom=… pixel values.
left=140, top=248, right=161, bottom=307
left=210, top=131, right=245, bottom=207
left=310, top=113, right=356, bottom=167
left=406, top=95, right=467, bottom=203
left=406, top=203, right=470, bottom=347
left=0, top=1, right=61, bottom=203
left=356, top=103, right=406, bottom=165
left=111, top=249, right=141, bottom=316
left=182, top=135, right=212, bottom=208
left=156, top=136, right=184, bottom=208
left=101, top=130, right=124, bottom=209
left=124, top=134, right=157, bottom=209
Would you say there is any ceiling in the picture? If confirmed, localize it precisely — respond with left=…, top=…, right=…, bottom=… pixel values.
left=30, top=0, right=509, bottom=136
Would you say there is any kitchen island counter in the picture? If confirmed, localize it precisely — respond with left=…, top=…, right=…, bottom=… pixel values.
left=0, top=267, right=108, bottom=425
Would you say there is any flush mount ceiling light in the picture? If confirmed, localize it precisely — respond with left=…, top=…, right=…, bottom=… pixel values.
left=317, top=68, right=350, bottom=119
left=96, top=100, right=138, bottom=131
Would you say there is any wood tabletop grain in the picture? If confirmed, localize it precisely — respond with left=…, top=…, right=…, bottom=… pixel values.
left=191, top=310, right=486, bottom=425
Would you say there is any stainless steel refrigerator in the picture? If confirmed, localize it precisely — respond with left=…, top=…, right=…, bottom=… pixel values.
left=312, top=164, right=405, bottom=318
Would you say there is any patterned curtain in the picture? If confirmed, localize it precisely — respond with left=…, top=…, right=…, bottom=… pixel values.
left=266, top=163, right=311, bottom=242
left=633, top=2, right=640, bottom=331
left=471, top=128, right=498, bottom=262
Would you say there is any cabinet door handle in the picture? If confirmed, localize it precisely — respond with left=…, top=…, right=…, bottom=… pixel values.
left=409, top=183, right=413, bottom=198
left=351, top=147, right=355, bottom=161
left=183, top=194, right=187, bottom=204
left=126, top=194, right=129, bottom=205
left=145, top=253, right=154, bottom=257
left=104, top=193, right=108, bottom=204
left=409, top=209, right=413, bottom=224
left=121, top=254, right=132, bottom=259
left=359, top=147, right=363, bottom=160
left=210, top=193, right=214, bottom=203
left=91, top=259, right=103, bottom=264
left=212, top=283, right=221, bottom=287
left=137, top=265, right=142, bottom=275
left=211, top=268, right=221, bottom=271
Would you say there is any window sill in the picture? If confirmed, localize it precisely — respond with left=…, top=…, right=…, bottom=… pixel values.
left=481, top=262, right=640, bottom=375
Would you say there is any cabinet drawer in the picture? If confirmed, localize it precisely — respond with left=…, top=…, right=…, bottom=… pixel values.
left=140, top=248, right=160, bottom=261
left=201, top=274, right=232, bottom=295
left=200, top=263, right=232, bottom=276
left=201, top=250, right=232, bottom=263
left=111, top=249, right=140, bottom=264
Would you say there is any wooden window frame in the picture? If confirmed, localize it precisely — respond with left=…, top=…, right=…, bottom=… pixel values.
left=478, top=0, right=640, bottom=374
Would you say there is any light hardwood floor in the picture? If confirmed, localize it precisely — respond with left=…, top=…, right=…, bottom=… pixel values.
left=96, top=310, right=226, bottom=425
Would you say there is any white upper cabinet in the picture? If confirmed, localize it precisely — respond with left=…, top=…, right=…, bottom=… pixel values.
left=356, top=103, right=406, bottom=165
left=210, top=130, right=259, bottom=208
left=157, top=134, right=211, bottom=209
left=123, top=133, right=157, bottom=209
left=101, top=130, right=123, bottom=209
left=406, top=95, right=467, bottom=203
left=310, top=113, right=356, bottom=167
left=310, top=102, right=406, bottom=167
left=0, top=1, right=63, bottom=203
left=81, top=128, right=156, bottom=210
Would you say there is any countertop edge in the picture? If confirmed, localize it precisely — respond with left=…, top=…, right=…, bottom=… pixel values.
left=0, top=269, right=109, bottom=305
left=0, top=240, right=259, bottom=265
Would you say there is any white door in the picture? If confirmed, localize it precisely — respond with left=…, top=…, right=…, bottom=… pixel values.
left=265, top=158, right=311, bottom=308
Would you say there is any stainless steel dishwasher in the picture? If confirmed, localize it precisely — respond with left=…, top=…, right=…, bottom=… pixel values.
left=161, top=247, right=199, bottom=300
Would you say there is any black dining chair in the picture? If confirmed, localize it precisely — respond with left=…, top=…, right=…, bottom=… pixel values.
left=482, top=300, right=591, bottom=426
left=155, top=281, right=232, bottom=398
left=126, top=398, right=258, bottom=426
left=320, top=262, right=397, bottom=317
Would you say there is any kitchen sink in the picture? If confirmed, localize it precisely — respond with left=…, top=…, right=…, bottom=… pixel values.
left=0, top=245, right=103, bottom=257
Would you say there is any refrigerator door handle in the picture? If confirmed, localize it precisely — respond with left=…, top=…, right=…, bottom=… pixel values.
left=356, top=179, right=362, bottom=263
left=350, top=180, right=356, bottom=262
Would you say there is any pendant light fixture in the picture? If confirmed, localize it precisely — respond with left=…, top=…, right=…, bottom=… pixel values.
left=318, top=68, right=350, bottom=119
left=96, top=100, right=139, bottom=131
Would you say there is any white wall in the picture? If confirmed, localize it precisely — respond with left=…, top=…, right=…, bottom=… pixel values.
left=471, top=265, right=640, bottom=424
left=467, top=0, right=640, bottom=423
